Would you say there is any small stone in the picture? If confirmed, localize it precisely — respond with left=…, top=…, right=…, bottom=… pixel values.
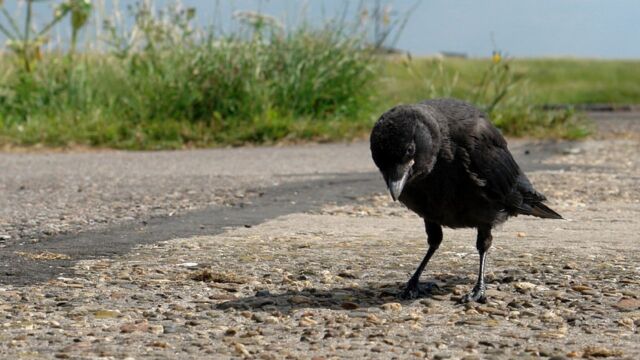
left=148, top=324, right=164, bottom=335
left=233, top=342, right=250, bottom=356
left=476, top=305, right=508, bottom=317
left=570, top=285, right=592, bottom=293
left=147, top=341, right=171, bottom=348
left=434, top=353, right=451, bottom=360
left=485, top=289, right=508, bottom=300
left=516, top=232, right=526, bottom=238
left=613, top=298, right=640, bottom=311
left=540, top=310, right=560, bottom=322
left=299, top=317, right=318, bottom=326
left=255, top=290, right=271, bottom=297
left=289, top=295, right=312, bottom=304
left=178, top=262, right=198, bottom=268
left=514, top=282, right=536, bottom=292
left=163, top=324, right=181, bottom=334
left=341, top=302, right=359, bottom=310
left=337, top=272, right=359, bottom=279
left=582, top=346, right=623, bottom=358
left=419, top=299, right=437, bottom=307
left=120, top=320, right=148, bottom=333
left=380, top=302, right=402, bottom=311
left=562, top=147, right=583, bottom=155
left=461, top=356, right=480, bottom=360
left=366, top=314, right=384, bottom=325
left=536, top=328, right=566, bottom=339
left=94, top=310, right=120, bottom=319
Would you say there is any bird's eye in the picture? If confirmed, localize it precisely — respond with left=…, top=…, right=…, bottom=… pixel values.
left=405, top=144, right=415, bottom=157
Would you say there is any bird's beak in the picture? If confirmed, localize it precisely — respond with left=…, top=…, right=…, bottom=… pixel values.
left=387, top=160, right=414, bottom=201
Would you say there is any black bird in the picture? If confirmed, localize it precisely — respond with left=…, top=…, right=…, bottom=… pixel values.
left=370, top=98, right=562, bottom=302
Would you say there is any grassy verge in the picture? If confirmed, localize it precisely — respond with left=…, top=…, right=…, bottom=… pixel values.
left=1, top=4, right=637, bottom=149
left=380, top=57, right=640, bottom=106
left=0, top=5, right=379, bottom=149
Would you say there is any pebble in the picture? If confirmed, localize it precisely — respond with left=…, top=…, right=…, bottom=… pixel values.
left=148, top=324, right=164, bottom=335
left=570, top=285, right=592, bottom=293
left=148, top=341, right=171, bottom=348
left=514, top=282, right=537, bottom=292
left=299, top=317, right=318, bottom=326
left=163, top=324, right=181, bottom=334
left=289, top=295, right=312, bottom=304
left=94, top=310, right=120, bottom=319
left=476, top=305, right=508, bottom=317
left=178, top=262, right=199, bottom=268
left=341, top=302, right=359, bottom=310
left=582, top=346, right=623, bottom=358
left=613, top=298, right=640, bottom=311
left=120, top=320, right=149, bottom=333
left=433, top=353, right=451, bottom=360
left=366, top=314, right=384, bottom=325
left=255, top=290, right=271, bottom=297
left=233, top=342, right=250, bottom=356
left=380, top=303, right=402, bottom=311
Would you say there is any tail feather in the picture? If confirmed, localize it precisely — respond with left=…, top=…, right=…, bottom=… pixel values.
left=530, top=202, right=563, bottom=219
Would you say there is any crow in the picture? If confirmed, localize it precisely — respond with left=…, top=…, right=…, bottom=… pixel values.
left=370, top=98, right=562, bottom=302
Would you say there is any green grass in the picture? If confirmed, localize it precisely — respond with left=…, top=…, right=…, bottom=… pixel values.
left=5, top=52, right=638, bottom=149
left=380, top=57, right=640, bottom=107
left=0, top=28, right=379, bottom=149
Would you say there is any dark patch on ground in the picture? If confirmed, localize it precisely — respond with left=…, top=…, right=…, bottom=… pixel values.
left=0, top=172, right=383, bottom=285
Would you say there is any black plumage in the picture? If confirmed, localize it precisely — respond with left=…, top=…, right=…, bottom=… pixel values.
left=370, top=98, right=562, bottom=302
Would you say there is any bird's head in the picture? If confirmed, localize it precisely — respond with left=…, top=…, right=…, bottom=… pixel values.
left=370, top=104, right=440, bottom=201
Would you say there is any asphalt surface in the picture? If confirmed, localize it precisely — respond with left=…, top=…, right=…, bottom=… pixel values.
left=0, top=138, right=592, bottom=286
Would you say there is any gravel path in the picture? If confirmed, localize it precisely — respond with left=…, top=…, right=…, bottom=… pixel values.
left=0, top=119, right=639, bottom=358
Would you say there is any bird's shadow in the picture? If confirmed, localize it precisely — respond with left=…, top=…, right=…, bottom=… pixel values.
left=215, top=274, right=471, bottom=313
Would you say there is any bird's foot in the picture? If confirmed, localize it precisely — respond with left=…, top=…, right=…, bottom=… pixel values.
left=459, top=285, right=487, bottom=304
left=399, top=281, right=440, bottom=300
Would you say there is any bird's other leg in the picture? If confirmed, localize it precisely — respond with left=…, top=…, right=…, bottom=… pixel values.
left=400, top=221, right=442, bottom=299
left=461, top=226, right=493, bottom=303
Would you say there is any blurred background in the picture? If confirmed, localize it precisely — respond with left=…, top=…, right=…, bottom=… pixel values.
left=1, top=0, right=639, bottom=149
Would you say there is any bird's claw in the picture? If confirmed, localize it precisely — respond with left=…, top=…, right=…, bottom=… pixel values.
left=459, top=285, right=487, bottom=303
left=399, top=281, right=440, bottom=300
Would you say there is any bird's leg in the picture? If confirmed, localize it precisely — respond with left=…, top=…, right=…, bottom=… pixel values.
left=401, top=222, right=442, bottom=299
left=461, top=226, right=493, bottom=303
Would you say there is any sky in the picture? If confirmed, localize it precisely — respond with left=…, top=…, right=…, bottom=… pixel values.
left=2, top=0, right=639, bottom=58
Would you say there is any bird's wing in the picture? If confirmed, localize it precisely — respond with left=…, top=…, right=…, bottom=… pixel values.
left=453, top=117, right=524, bottom=202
